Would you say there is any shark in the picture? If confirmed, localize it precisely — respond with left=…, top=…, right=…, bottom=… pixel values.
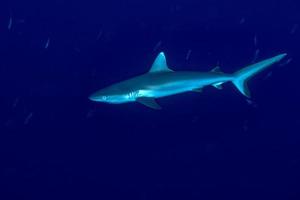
left=89, top=52, right=287, bottom=109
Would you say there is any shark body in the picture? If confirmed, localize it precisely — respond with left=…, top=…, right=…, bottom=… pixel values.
left=89, top=52, right=287, bottom=109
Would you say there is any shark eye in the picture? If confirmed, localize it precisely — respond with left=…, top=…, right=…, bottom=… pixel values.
left=102, top=96, right=107, bottom=100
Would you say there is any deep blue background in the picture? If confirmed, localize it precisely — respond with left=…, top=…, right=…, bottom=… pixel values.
left=0, top=0, right=300, bottom=199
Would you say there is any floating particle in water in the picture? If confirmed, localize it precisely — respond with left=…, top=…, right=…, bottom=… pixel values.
left=290, top=24, right=299, bottom=34
left=246, top=99, right=257, bottom=108
left=86, top=109, right=96, bottom=119
left=44, top=38, right=50, bottom=49
left=12, top=97, right=19, bottom=108
left=16, top=19, right=25, bottom=24
left=239, top=17, right=245, bottom=24
left=279, top=58, right=292, bottom=67
left=191, top=116, right=199, bottom=123
left=243, top=120, right=249, bottom=132
left=254, top=35, right=258, bottom=47
left=205, top=143, right=217, bottom=153
left=170, top=4, right=181, bottom=13
left=263, top=72, right=273, bottom=80
left=186, top=49, right=192, bottom=61
left=246, top=99, right=253, bottom=105
left=153, top=41, right=162, bottom=52
left=8, top=16, right=12, bottom=30
left=4, top=119, right=14, bottom=128
left=96, top=29, right=103, bottom=40
left=74, top=47, right=81, bottom=53
left=251, top=49, right=260, bottom=63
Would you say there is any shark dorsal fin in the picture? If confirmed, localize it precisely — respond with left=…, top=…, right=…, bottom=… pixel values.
left=149, top=52, right=173, bottom=73
left=211, top=66, right=223, bottom=73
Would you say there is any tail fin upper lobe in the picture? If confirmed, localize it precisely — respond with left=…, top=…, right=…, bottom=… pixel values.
left=232, top=53, right=287, bottom=98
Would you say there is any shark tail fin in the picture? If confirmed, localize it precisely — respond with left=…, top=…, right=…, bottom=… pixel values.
left=232, top=53, right=287, bottom=98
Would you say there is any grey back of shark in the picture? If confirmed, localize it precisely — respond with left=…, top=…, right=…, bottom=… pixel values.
left=89, top=52, right=287, bottom=109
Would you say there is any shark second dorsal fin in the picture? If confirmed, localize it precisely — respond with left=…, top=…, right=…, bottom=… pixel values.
left=149, top=52, right=173, bottom=73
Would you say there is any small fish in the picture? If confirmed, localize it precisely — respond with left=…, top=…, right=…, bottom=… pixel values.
left=153, top=41, right=162, bottom=52
left=74, top=47, right=81, bottom=53
left=263, top=72, right=273, bottom=80
left=290, top=24, right=299, bottom=35
left=8, top=17, right=12, bottom=30
left=44, top=38, right=50, bottom=49
left=254, top=35, right=258, bottom=47
left=251, top=49, right=260, bottom=63
left=24, top=112, right=33, bottom=125
left=16, top=19, right=25, bottom=24
left=96, top=30, right=103, bottom=40
left=279, top=58, right=292, bottom=67
left=12, top=97, right=19, bottom=108
left=239, top=17, right=245, bottom=25
left=185, top=49, right=192, bottom=61
left=246, top=99, right=257, bottom=108
left=243, top=120, right=249, bottom=132
left=191, top=116, right=199, bottom=123
left=86, top=109, right=96, bottom=119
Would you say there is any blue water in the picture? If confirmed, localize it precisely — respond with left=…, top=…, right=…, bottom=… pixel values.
left=1, top=0, right=300, bottom=199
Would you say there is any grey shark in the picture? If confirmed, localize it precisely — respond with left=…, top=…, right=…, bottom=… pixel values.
left=89, top=52, right=287, bottom=109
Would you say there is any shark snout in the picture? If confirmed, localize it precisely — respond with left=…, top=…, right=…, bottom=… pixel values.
left=89, top=91, right=109, bottom=102
left=89, top=93, right=100, bottom=101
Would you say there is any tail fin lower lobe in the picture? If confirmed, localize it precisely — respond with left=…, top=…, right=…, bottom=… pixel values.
left=232, top=53, right=287, bottom=98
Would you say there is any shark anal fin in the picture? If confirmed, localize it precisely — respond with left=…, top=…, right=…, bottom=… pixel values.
left=212, top=82, right=223, bottom=90
left=136, top=97, right=162, bottom=110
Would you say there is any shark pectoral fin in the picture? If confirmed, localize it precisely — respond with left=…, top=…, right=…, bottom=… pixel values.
left=136, top=97, right=162, bottom=110
left=212, top=82, right=223, bottom=90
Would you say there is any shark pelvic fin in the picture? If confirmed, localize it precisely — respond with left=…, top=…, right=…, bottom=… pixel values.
left=137, top=97, right=162, bottom=110
left=192, top=88, right=203, bottom=92
left=149, top=52, right=173, bottom=73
